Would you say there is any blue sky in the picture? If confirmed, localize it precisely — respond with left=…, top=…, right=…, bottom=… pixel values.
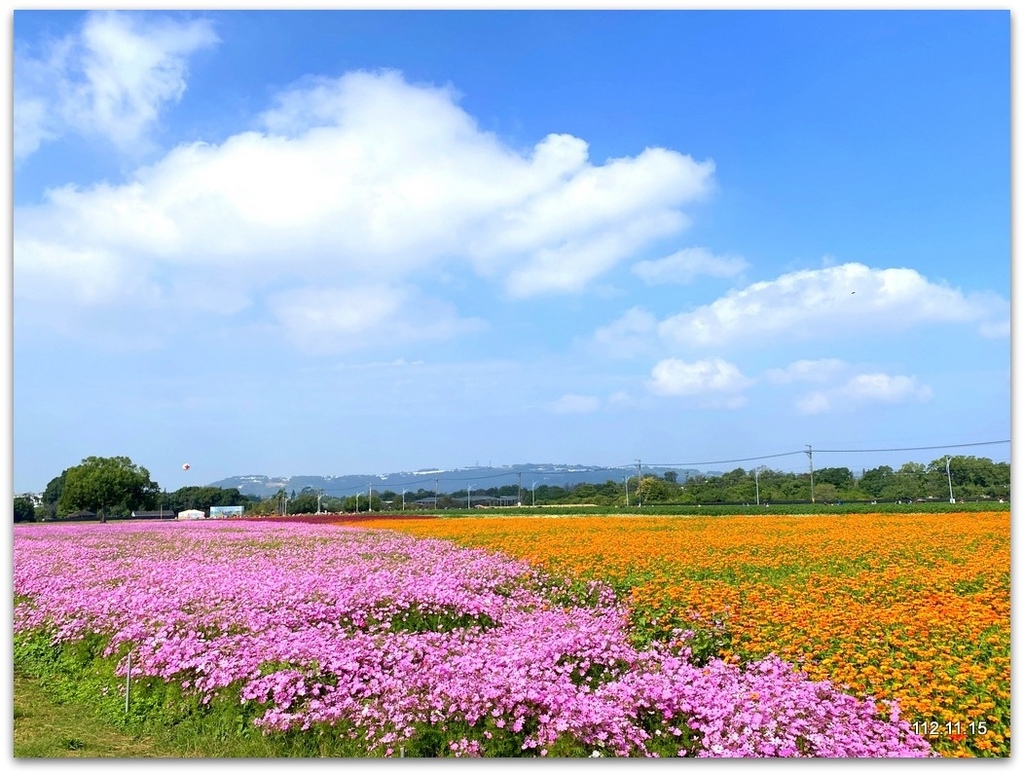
left=10, top=8, right=1011, bottom=494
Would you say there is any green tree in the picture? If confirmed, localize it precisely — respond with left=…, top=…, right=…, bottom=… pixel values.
left=682, top=474, right=714, bottom=504
left=929, top=456, right=1011, bottom=500
left=165, top=486, right=249, bottom=513
left=13, top=496, right=36, bottom=523
left=286, top=492, right=321, bottom=514
left=816, top=467, right=854, bottom=489
left=567, top=483, right=599, bottom=503
left=534, top=484, right=567, bottom=504
left=858, top=466, right=894, bottom=498
left=750, top=468, right=788, bottom=504
left=596, top=479, right=626, bottom=504
left=893, top=462, right=927, bottom=501
left=635, top=475, right=679, bottom=504
left=813, top=482, right=840, bottom=503
left=39, top=470, right=68, bottom=520
left=56, top=456, right=160, bottom=518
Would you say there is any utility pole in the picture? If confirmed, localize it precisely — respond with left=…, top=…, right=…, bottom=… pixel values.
left=517, top=471, right=522, bottom=506
left=368, top=483, right=373, bottom=513
left=624, top=476, right=630, bottom=508
left=435, top=477, right=440, bottom=509
left=805, top=445, right=815, bottom=503
left=636, top=459, right=642, bottom=507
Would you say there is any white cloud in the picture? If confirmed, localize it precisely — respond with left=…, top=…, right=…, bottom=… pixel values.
left=632, top=246, right=748, bottom=286
left=648, top=357, right=752, bottom=407
left=796, top=372, right=932, bottom=414
left=842, top=373, right=933, bottom=403
left=547, top=394, right=602, bottom=414
left=14, top=238, right=149, bottom=307
left=657, top=262, right=1009, bottom=347
left=591, top=307, right=659, bottom=357
left=15, top=69, right=715, bottom=349
left=606, top=390, right=635, bottom=407
left=269, top=285, right=484, bottom=354
left=796, top=392, right=832, bottom=415
left=14, top=11, right=219, bottom=159
left=764, top=358, right=847, bottom=384
left=979, top=319, right=1011, bottom=338
left=504, top=210, right=685, bottom=297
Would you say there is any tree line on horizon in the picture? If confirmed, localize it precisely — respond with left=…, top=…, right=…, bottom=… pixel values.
left=13, top=454, right=1010, bottom=523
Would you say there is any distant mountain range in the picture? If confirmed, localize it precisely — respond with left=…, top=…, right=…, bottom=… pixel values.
left=209, top=463, right=711, bottom=499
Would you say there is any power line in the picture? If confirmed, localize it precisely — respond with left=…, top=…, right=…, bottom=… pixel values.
left=648, top=439, right=1009, bottom=469
left=815, top=440, right=1010, bottom=454
left=647, top=451, right=806, bottom=468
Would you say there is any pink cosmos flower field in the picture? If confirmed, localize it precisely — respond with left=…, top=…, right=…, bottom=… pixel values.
left=13, top=520, right=935, bottom=757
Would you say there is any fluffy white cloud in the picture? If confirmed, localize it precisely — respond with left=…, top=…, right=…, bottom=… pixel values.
left=15, top=68, right=714, bottom=349
left=658, top=262, right=1008, bottom=347
left=547, top=394, right=602, bottom=414
left=764, top=358, right=847, bottom=384
left=632, top=246, right=747, bottom=285
left=591, top=307, right=659, bottom=357
left=648, top=357, right=752, bottom=407
left=842, top=373, right=933, bottom=403
left=796, top=392, right=832, bottom=415
left=979, top=319, right=1011, bottom=338
left=269, top=285, right=484, bottom=354
left=797, top=372, right=932, bottom=414
left=14, top=11, right=218, bottom=159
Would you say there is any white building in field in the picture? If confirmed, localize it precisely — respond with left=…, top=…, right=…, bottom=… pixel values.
left=177, top=508, right=206, bottom=520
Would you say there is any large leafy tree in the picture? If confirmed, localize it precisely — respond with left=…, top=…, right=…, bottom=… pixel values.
left=815, top=467, right=854, bottom=489
left=37, top=469, right=69, bottom=519
left=927, top=455, right=1011, bottom=500
left=56, top=456, right=160, bottom=518
left=858, top=466, right=895, bottom=498
left=13, top=497, right=36, bottom=523
left=163, top=486, right=251, bottom=513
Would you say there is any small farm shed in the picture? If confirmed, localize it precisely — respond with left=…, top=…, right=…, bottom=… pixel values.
left=177, top=508, right=206, bottom=520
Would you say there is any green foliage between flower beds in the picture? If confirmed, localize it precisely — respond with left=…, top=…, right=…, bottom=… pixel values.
left=14, top=630, right=370, bottom=757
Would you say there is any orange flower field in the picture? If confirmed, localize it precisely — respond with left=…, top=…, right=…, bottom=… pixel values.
left=357, top=511, right=1010, bottom=757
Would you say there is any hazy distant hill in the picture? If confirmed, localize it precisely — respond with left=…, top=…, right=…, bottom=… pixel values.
left=209, top=463, right=705, bottom=499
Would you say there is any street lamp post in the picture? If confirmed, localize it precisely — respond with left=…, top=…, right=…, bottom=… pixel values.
left=946, top=456, right=955, bottom=504
left=636, top=459, right=642, bottom=507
